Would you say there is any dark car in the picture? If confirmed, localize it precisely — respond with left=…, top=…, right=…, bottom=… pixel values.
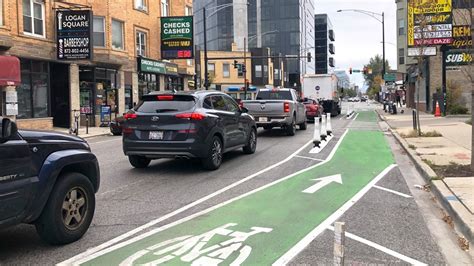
left=110, top=115, right=125, bottom=135
left=122, top=91, right=257, bottom=170
left=303, top=99, right=323, bottom=121
left=0, top=117, right=100, bottom=245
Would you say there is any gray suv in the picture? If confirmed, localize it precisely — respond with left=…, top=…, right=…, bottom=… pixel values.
left=122, top=91, right=257, bottom=170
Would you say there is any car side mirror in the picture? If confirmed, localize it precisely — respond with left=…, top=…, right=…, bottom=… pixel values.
left=1, top=118, right=18, bottom=140
left=240, top=107, right=249, bottom=113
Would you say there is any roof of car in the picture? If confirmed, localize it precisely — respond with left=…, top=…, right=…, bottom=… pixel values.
left=146, top=90, right=225, bottom=97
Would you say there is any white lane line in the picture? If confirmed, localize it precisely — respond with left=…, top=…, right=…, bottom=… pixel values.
left=273, top=164, right=398, bottom=265
left=63, top=130, right=350, bottom=266
left=59, top=136, right=317, bottom=265
left=327, top=226, right=426, bottom=265
left=352, top=113, right=360, bottom=121
left=373, top=185, right=412, bottom=198
left=294, top=155, right=324, bottom=162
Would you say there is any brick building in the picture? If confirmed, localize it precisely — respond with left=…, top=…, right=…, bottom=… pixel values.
left=0, top=0, right=194, bottom=130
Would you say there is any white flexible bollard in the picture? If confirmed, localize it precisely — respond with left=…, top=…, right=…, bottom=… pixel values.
left=346, top=107, right=351, bottom=117
left=313, top=118, right=321, bottom=147
left=326, top=112, right=332, bottom=136
left=321, top=114, right=327, bottom=141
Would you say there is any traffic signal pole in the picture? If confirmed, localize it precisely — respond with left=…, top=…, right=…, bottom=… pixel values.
left=244, top=37, right=248, bottom=100
left=203, top=7, right=209, bottom=90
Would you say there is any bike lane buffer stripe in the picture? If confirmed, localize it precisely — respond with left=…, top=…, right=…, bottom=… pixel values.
left=78, top=130, right=394, bottom=265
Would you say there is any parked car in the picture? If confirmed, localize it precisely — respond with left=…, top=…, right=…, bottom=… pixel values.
left=0, top=117, right=100, bottom=245
left=122, top=91, right=257, bottom=170
left=241, top=88, right=307, bottom=136
left=110, top=115, right=125, bottom=135
left=303, top=98, right=323, bottom=121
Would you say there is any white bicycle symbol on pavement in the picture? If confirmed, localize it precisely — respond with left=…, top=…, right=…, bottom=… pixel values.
left=119, top=223, right=273, bottom=266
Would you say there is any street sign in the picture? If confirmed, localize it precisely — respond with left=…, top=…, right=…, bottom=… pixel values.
left=161, top=16, right=194, bottom=59
left=56, top=10, right=93, bottom=60
left=383, top=73, right=396, bottom=82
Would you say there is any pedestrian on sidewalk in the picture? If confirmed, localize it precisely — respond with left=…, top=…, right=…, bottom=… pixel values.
left=396, top=92, right=402, bottom=108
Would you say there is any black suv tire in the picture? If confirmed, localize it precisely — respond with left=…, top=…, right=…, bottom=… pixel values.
left=35, top=172, right=95, bottom=245
left=202, top=136, right=223, bottom=170
left=243, top=128, right=257, bottom=154
left=129, top=155, right=151, bottom=168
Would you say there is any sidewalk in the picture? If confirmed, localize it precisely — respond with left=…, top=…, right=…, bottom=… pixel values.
left=53, top=126, right=112, bottom=139
left=377, top=107, right=473, bottom=245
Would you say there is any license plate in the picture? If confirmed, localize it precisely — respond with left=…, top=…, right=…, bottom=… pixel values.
left=259, top=117, right=269, bottom=122
left=149, top=131, right=164, bottom=140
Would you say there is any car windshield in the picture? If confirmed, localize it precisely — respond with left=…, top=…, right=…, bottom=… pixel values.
left=135, top=95, right=196, bottom=113
left=256, top=90, right=292, bottom=100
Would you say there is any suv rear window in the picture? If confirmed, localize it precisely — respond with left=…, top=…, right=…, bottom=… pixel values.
left=256, top=90, right=292, bottom=100
left=135, top=95, right=196, bottom=113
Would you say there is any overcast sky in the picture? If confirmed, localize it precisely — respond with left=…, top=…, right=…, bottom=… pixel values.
left=315, top=0, right=397, bottom=88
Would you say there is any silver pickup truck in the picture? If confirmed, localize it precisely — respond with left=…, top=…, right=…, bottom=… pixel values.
left=242, top=88, right=307, bottom=136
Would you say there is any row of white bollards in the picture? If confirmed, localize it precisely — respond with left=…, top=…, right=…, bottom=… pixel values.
left=313, top=113, right=333, bottom=148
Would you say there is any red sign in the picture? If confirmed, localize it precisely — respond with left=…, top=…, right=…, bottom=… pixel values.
left=414, top=38, right=453, bottom=46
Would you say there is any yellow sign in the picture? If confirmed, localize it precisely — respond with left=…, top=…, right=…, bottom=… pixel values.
left=408, top=3, right=415, bottom=46
left=412, top=0, right=452, bottom=14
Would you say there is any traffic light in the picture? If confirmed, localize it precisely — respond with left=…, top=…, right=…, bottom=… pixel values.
left=307, top=52, right=312, bottom=62
left=349, top=68, right=352, bottom=75
left=233, top=60, right=238, bottom=69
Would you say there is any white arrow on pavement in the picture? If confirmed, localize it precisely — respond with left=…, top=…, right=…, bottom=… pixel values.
left=302, top=174, right=343, bottom=194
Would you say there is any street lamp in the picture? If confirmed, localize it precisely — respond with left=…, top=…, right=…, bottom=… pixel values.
left=199, top=2, right=249, bottom=90
left=337, top=9, right=386, bottom=77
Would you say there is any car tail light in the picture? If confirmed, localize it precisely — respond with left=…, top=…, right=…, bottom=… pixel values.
left=124, top=113, right=138, bottom=120
left=284, top=102, right=290, bottom=113
left=178, top=129, right=198, bottom=134
left=157, top=95, right=174, bottom=101
left=176, top=113, right=206, bottom=120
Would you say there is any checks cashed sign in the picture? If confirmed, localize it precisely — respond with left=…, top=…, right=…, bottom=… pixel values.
left=407, top=0, right=453, bottom=47
left=56, top=10, right=93, bottom=60
left=161, top=16, right=194, bottom=60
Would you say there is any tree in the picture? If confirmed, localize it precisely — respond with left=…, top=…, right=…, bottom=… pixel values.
left=363, top=55, right=391, bottom=89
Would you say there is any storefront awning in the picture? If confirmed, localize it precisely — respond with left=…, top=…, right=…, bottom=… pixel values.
left=0, top=56, right=21, bottom=86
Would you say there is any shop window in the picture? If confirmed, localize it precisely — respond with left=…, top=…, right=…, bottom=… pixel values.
left=93, top=16, right=105, bottom=47
left=136, top=30, right=147, bottom=57
left=208, top=63, right=215, bottom=78
left=134, top=0, right=147, bottom=12
left=185, top=5, right=192, bottom=16
left=17, top=59, right=49, bottom=119
left=255, top=65, right=262, bottom=78
left=112, top=19, right=124, bottom=50
left=223, top=63, right=230, bottom=78
left=23, top=0, right=45, bottom=37
left=161, top=0, right=169, bottom=17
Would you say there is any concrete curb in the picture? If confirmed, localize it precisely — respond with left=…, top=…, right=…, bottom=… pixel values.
left=81, top=132, right=113, bottom=139
left=377, top=111, right=473, bottom=244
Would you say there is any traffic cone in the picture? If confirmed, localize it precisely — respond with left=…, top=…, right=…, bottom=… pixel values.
left=313, top=118, right=321, bottom=148
left=434, top=101, right=441, bottom=117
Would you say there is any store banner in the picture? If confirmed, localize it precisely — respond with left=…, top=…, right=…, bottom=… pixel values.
left=407, top=0, right=453, bottom=47
left=56, top=10, right=93, bottom=60
left=161, top=16, right=194, bottom=59
left=445, top=51, right=473, bottom=66
left=449, top=25, right=472, bottom=49
left=138, top=57, right=179, bottom=75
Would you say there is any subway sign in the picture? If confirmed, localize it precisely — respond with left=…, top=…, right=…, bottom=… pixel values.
left=161, top=16, right=194, bottom=60
left=445, top=51, right=473, bottom=66
left=56, top=10, right=93, bottom=60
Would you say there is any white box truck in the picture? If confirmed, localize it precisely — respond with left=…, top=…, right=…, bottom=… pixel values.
left=302, top=74, right=341, bottom=117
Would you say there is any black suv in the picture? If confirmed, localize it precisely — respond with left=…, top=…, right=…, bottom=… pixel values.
left=0, top=117, right=100, bottom=245
left=122, top=91, right=257, bottom=170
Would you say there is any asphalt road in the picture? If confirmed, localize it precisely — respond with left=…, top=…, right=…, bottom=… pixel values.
left=0, top=102, right=466, bottom=265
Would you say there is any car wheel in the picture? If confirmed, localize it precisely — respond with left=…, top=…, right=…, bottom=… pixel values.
left=243, top=128, right=257, bottom=154
left=286, top=118, right=296, bottom=136
left=35, top=172, right=95, bottom=245
left=202, top=136, right=223, bottom=170
left=129, top=155, right=151, bottom=168
left=299, top=119, right=307, bottom=130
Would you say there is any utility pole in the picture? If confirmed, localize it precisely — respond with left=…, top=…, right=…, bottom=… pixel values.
left=244, top=37, right=248, bottom=100
left=382, top=12, right=386, bottom=77
left=203, top=7, right=209, bottom=90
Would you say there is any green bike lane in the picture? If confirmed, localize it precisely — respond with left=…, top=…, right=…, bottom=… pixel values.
left=79, top=114, right=395, bottom=265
